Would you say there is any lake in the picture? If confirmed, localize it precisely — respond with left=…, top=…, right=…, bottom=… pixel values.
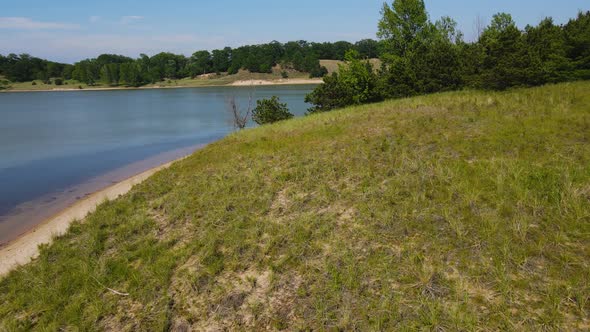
left=0, top=85, right=316, bottom=245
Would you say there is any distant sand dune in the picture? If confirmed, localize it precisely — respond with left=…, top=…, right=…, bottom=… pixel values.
left=230, top=78, right=323, bottom=86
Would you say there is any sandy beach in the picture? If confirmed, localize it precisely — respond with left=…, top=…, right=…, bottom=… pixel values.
left=229, top=78, right=323, bottom=86
left=0, top=78, right=323, bottom=93
left=0, top=154, right=187, bottom=277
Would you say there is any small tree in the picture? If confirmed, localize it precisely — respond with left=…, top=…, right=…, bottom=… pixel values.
left=252, top=96, right=293, bottom=125
left=226, top=93, right=253, bottom=130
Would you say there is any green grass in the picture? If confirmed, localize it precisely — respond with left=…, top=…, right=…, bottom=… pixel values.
left=1, top=82, right=589, bottom=330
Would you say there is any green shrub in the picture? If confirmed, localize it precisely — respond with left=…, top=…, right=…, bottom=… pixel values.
left=0, top=79, right=11, bottom=89
left=306, top=51, right=381, bottom=114
left=54, top=78, right=63, bottom=86
left=309, top=65, right=328, bottom=78
left=31, top=81, right=37, bottom=86
left=259, top=63, right=272, bottom=73
left=281, top=71, right=289, bottom=79
left=252, top=96, right=294, bottom=125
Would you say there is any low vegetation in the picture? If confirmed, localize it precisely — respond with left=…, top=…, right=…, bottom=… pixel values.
left=1, top=81, right=589, bottom=330
left=252, top=97, right=293, bottom=125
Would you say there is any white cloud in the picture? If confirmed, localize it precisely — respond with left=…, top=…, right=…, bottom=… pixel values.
left=120, top=16, right=144, bottom=25
left=89, top=16, right=101, bottom=23
left=0, top=17, right=79, bottom=30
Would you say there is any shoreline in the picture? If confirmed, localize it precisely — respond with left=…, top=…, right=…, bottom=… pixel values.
left=0, top=78, right=323, bottom=93
left=0, top=153, right=190, bottom=277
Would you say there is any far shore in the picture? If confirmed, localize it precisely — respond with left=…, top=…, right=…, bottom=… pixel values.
left=0, top=78, right=323, bottom=93
left=0, top=153, right=191, bottom=277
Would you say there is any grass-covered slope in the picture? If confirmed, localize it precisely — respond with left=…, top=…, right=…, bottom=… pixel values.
left=1, top=82, right=589, bottom=331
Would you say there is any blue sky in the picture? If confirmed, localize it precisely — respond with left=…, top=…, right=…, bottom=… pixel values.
left=0, top=0, right=588, bottom=63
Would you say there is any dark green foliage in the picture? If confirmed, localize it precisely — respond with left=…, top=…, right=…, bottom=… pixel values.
left=304, top=73, right=349, bottom=113
left=310, top=41, right=353, bottom=60
left=478, top=13, right=530, bottom=90
left=252, top=96, right=294, bottom=125
left=211, top=47, right=232, bottom=74
left=523, top=18, right=570, bottom=84
left=119, top=62, right=142, bottom=87
left=306, top=1, right=590, bottom=113
left=189, top=50, right=212, bottom=77
left=306, top=51, right=381, bottom=113
left=54, top=78, right=63, bottom=86
left=309, top=65, right=328, bottom=78
left=564, top=11, right=590, bottom=79
left=0, top=53, right=72, bottom=82
left=354, top=39, right=380, bottom=58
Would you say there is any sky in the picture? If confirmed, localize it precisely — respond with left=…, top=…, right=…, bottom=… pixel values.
left=0, top=0, right=588, bottom=63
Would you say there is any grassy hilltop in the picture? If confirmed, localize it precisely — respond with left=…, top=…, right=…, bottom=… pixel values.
left=1, top=82, right=589, bottom=330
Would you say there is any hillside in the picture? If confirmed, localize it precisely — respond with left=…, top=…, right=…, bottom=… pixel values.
left=0, top=82, right=589, bottom=330
left=320, top=58, right=382, bottom=74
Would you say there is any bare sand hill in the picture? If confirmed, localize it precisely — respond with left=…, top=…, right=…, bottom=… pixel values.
left=230, top=78, right=323, bottom=86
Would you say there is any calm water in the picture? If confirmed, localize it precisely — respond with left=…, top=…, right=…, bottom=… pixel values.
left=0, top=85, right=315, bottom=244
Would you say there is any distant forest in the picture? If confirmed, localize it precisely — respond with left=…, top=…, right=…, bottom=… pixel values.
left=0, top=40, right=383, bottom=86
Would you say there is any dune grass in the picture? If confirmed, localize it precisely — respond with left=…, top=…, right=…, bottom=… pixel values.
left=320, top=59, right=382, bottom=74
left=0, top=82, right=589, bottom=330
left=141, top=69, right=312, bottom=88
left=3, top=79, right=95, bottom=91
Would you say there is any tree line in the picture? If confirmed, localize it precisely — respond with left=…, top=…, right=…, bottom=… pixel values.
left=0, top=40, right=385, bottom=87
left=306, top=1, right=590, bottom=113
left=0, top=54, right=71, bottom=84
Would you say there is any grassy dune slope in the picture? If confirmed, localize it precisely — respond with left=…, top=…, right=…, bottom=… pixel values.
left=1, top=82, right=589, bottom=330
left=320, top=59, right=382, bottom=74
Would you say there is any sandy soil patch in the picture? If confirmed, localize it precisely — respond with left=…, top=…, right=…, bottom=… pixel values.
left=230, top=79, right=323, bottom=86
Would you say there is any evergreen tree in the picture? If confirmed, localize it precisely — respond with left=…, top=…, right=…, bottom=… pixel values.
left=564, top=11, right=590, bottom=79
left=479, top=13, right=528, bottom=89
left=252, top=96, right=294, bottom=125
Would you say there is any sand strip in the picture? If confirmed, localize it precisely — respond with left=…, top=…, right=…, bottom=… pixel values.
left=1, top=79, right=323, bottom=93
left=0, top=159, right=180, bottom=277
left=230, top=78, right=323, bottom=86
